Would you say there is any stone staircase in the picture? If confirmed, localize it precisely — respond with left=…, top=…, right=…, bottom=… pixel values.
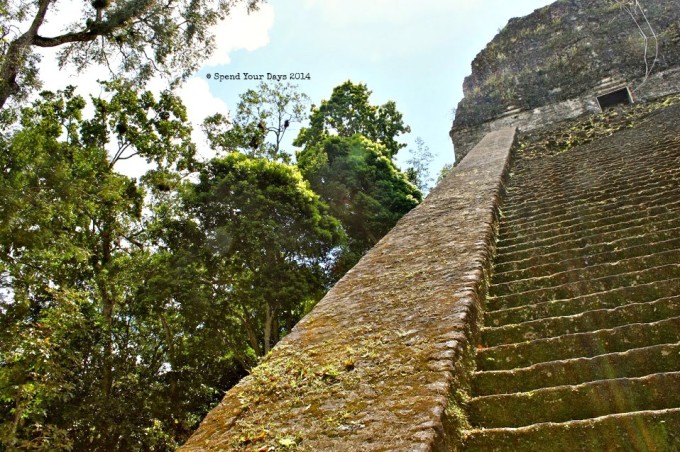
left=463, top=104, right=680, bottom=450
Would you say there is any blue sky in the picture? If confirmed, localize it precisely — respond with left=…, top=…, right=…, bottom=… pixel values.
left=39, top=0, right=555, bottom=180
left=197, top=0, right=555, bottom=179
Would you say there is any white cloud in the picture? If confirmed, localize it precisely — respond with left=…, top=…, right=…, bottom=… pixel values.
left=204, top=2, right=275, bottom=67
left=36, top=0, right=274, bottom=68
left=176, top=77, right=231, bottom=160
left=34, top=0, right=275, bottom=90
left=36, top=48, right=107, bottom=99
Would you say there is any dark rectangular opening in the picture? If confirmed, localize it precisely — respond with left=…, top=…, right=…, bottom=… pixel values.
left=597, top=87, right=633, bottom=110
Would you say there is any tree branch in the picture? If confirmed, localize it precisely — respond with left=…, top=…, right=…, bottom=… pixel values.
left=32, top=30, right=99, bottom=47
left=29, top=0, right=53, bottom=36
left=32, top=0, right=155, bottom=48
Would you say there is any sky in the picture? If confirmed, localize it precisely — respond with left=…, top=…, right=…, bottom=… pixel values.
left=36, top=0, right=556, bottom=180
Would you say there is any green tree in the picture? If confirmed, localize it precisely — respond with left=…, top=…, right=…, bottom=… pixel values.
left=405, top=136, right=434, bottom=193
left=0, top=83, right=215, bottom=450
left=203, top=81, right=310, bottom=162
left=294, top=80, right=411, bottom=158
left=436, top=162, right=455, bottom=184
left=297, top=134, right=421, bottom=276
left=0, top=0, right=262, bottom=108
left=185, top=153, right=344, bottom=358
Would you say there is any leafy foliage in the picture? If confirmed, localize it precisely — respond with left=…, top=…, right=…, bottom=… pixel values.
left=203, top=81, right=310, bottom=162
left=294, top=81, right=421, bottom=276
left=297, top=134, right=421, bottom=276
left=0, top=84, right=224, bottom=450
left=184, top=154, right=344, bottom=357
left=0, top=80, right=351, bottom=449
left=294, top=80, right=411, bottom=158
left=0, top=0, right=263, bottom=108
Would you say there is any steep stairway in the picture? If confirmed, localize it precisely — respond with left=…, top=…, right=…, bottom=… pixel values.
left=463, top=104, right=680, bottom=451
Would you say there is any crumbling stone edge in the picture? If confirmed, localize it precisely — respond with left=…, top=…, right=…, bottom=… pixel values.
left=432, top=129, right=516, bottom=450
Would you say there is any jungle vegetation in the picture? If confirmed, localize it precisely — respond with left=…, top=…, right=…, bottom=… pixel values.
left=0, top=4, right=431, bottom=445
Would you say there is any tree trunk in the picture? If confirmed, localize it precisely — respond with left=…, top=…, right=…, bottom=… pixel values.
left=0, top=0, right=52, bottom=109
left=242, top=315, right=262, bottom=357
left=158, top=311, right=178, bottom=397
left=264, top=305, right=273, bottom=355
left=97, top=227, right=115, bottom=398
left=8, top=393, right=24, bottom=447
left=0, top=34, right=32, bottom=109
left=264, top=303, right=279, bottom=355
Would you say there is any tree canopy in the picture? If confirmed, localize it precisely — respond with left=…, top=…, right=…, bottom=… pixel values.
left=0, top=0, right=262, bottom=108
left=293, top=80, right=411, bottom=158
left=297, top=134, right=421, bottom=276
left=0, top=81, right=351, bottom=449
left=184, top=153, right=344, bottom=357
left=202, top=81, right=310, bottom=162
left=0, top=83, right=199, bottom=449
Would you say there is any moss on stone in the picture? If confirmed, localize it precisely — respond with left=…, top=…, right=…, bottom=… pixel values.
left=478, top=317, right=680, bottom=371
left=473, top=342, right=680, bottom=396
left=464, top=408, right=680, bottom=451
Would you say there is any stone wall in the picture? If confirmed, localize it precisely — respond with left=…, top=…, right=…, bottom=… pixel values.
left=452, top=67, right=680, bottom=163
left=450, top=0, right=680, bottom=163
left=180, top=128, right=517, bottom=451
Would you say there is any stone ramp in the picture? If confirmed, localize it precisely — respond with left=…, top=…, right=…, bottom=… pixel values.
left=463, top=103, right=680, bottom=450
left=179, top=129, right=518, bottom=451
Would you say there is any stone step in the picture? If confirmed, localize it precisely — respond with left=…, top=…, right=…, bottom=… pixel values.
left=472, top=342, right=680, bottom=396
left=469, top=372, right=680, bottom=428
left=499, top=186, right=680, bottom=237
left=494, top=217, right=680, bottom=268
left=486, top=281, right=680, bottom=326
left=502, top=144, right=679, bottom=202
left=482, top=297, right=680, bottom=347
left=507, top=130, right=677, bottom=170
left=493, top=235, right=680, bottom=284
left=462, top=408, right=680, bottom=451
left=476, top=316, right=680, bottom=371
left=504, top=149, right=679, bottom=202
left=496, top=205, right=680, bottom=259
left=499, top=196, right=680, bottom=249
left=493, top=226, right=680, bottom=275
left=487, top=264, right=680, bottom=311
left=499, top=206, right=680, bottom=262
left=490, top=248, right=680, bottom=297
left=506, top=155, right=680, bottom=199
left=464, top=102, right=680, bottom=451
left=489, top=248, right=680, bottom=296
left=502, top=151, right=680, bottom=208
left=500, top=169, right=680, bottom=227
